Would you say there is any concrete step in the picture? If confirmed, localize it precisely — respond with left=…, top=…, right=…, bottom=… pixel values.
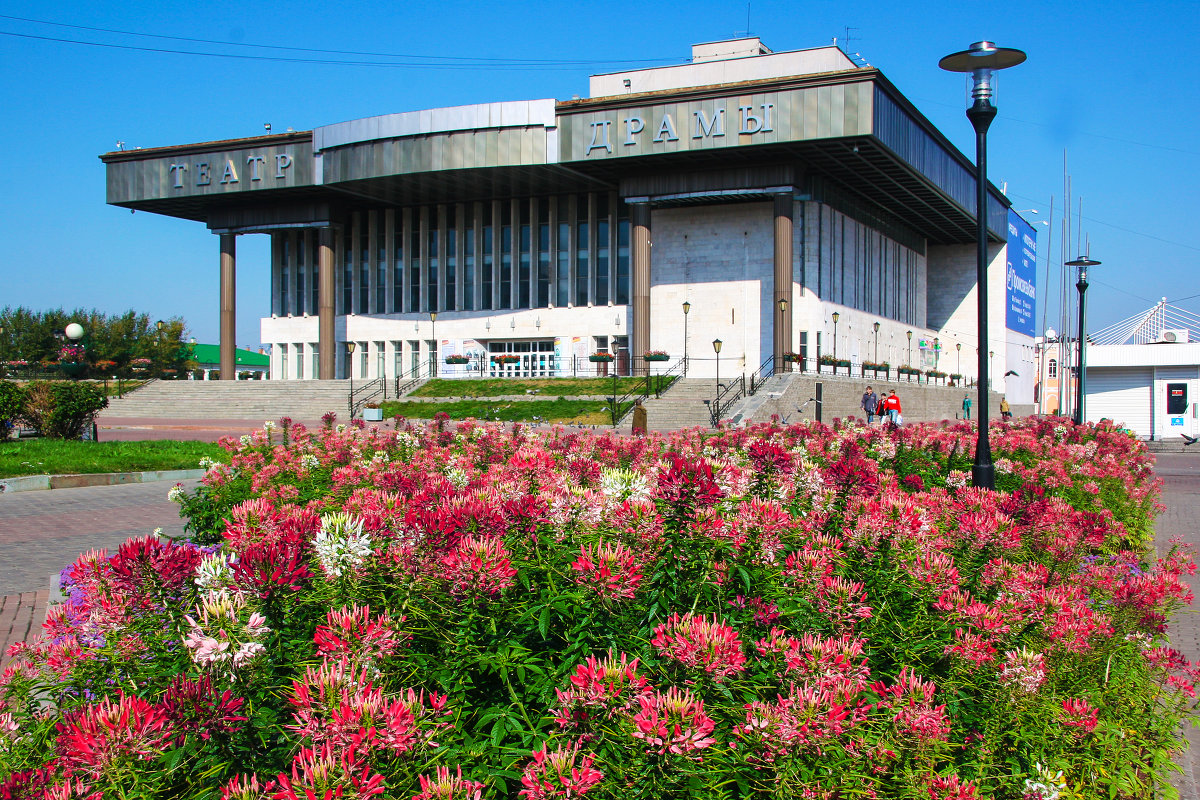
left=101, top=380, right=354, bottom=420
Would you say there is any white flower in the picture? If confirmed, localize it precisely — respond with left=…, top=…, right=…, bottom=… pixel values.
left=335, top=424, right=347, bottom=433
left=239, top=434, right=252, bottom=446
left=599, top=468, right=651, bottom=503
left=198, top=457, right=219, bottom=471
left=946, top=470, right=969, bottom=489
left=194, top=553, right=231, bottom=590
left=445, top=466, right=469, bottom=489
left=167, top=483, right=185, bottom=504
left=300, top=453, right=320, bottom=470
left=263, top=420, right=277, bottom=431
left=314, top=513, right=372, bottom=578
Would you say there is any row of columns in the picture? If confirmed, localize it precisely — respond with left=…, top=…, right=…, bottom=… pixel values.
left=218, top=228, right=337, bottom=380
left=219, top=192, right=795, bottom=381
left=627, top=192, right=795, bottom=373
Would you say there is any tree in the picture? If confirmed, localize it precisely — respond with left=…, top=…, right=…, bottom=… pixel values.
left=0, top=307, right=192, bottom=375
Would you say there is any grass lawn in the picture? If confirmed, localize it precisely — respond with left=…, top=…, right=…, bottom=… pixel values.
left=410, top=376, right=673, bottom=398
left=381, top=398, right=631, bottom=426
left=0, top=439, right=226, bottom=478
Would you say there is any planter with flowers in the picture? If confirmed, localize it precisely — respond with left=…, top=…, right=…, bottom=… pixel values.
left=643, top=350, right=669, bottom=363
left=897, top=364, right=922, bottom=381
left=130, top=357, right=153, bottom=374
left=589, top=352, right=615, bottom=363
left=491, top=353, right=520, bottom=365
left=362, top=402, right=384, bottom=421
left=444, top=354, right=471, bottom=365
left=862, top=360, right=890, bottom=378
left=925, top=369, right=948, bottom=385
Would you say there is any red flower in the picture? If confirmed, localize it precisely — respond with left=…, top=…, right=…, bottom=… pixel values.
left=56, top=692, right=175, bottom=779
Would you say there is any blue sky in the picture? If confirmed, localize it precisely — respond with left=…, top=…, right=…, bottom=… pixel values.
left=0, top=0, right=1195, bottom=347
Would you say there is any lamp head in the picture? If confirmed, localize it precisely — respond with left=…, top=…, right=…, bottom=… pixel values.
left=956, top=342, right=962, bottom=351
left=831, top=311, right=840, bottom=323
left=156, top=319, right=165, bottom=332
left=64, top=323, right=84, bottom=341
left=429, top=311, right=438, bottom=323
left=346, top=341, right=356, bottom=354
left=712, top=338, right=723, bottom=354
left=906, top=330, right=912, bottom=340
left=1066, top=255, right=1100, bottom=281
left=778, top=298, right=788, bottom=312
left=682, top=301, right=691, bottom=315
left=939, top=41, right=1026, bottom=103
left=873, top=321, right=880, bottom=332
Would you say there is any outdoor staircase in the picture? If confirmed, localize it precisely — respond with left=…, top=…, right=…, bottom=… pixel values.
left=639, top=378, right=720, bottom=432
left=99, top=380, right=352, bottom=421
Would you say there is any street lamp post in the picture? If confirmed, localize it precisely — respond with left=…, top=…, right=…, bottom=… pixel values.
left=940, top=40, right=1026, bottom=490
left=906, top=330, right=913, bottom=367
left=933, top=338, right=941, bottom=371
left=346, top=341, right=356, bottom=394
left=873, top=322, right=880, bottom=363
left=778, top=298, right=789, bottom=372
left=1066, top=256, right=1100, bottom=426
left=429, top=311, right=438, bottom=378
left=831, top=312, right=840, bottom=361
left=713, top=338, right=723, bottom=402
left=956, top=343, right=962, bottom=377
left=989, top=351, right=995, bottom=390
left=682, top=301, right=691, bottom=365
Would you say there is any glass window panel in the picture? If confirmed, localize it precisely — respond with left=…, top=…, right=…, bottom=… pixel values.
left=482, top=224, right=494, bottom=310
left=616, top=215, right=630, bottom=305
left=595, top=218, right=609, bottom=306
left=409, top=222, right=421, bottom=313
left=557, top=220, right=570, bottom=306
left=427, top=224, right=439, bottom=313
left=342, top=235, right=352, bottom=315
left=500, top=223, right=512, bottom=310
left=376, top=225, right=386, bottom=313
left=519, top=219, right=531, bottom=309
left=446, top=208, right=457, bottom=312
left=575, top=219, right=589, bottom=308
left=393, top=222, right=404, bottom=312
left=280, top=235, right=290, bottom=317
left=464, top=206, right=476, bottom=312
left=537, top=222, right=550, bottom=308
left=359, top=228, right=369, bottom=314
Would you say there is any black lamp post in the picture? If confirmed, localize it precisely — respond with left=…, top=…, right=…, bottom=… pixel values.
left=989, top=351, right=995, bottom=390
left=346, top=341, right=356, bottom=390
left=831, top=312, right=840, bottom=361
left=713, top=338, right=723, bottom=400
left=873, top=322, right=880, bottom=363
left=1066, top=255, right=1100, bottom=426
left=906, top=330, right=913, bottom=366
left=778, top=298, right=789, bottom=372
left=429, top=311, right=438, bottom=378
left=940, top=40, right=1026, bottom=490
left=956, top=342, right=962, bottom=376
left=934, top=337, right=941, bottom=371
left=682, top=301, right=691, bottom=364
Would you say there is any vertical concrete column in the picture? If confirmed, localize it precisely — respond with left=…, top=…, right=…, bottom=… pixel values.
left=774, top=193, right=794, bottom=372
left=219, top=233, right=236, bottom=380
left=631, top=202, right=651, bottom=377
left=318, top=227, right=335, bottom=379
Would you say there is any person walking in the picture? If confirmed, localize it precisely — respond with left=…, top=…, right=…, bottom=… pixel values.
left=882, top=389, right=902, bottom=426
left=631, top=398, right=648, bottom=435
left=962, top=395, right=972, bottom=420
left=1000, top=396, right=1012, bottom=419
left=861, top=386, right=880, bottom=424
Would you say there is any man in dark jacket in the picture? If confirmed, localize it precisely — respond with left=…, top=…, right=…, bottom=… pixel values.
left=861, top=386, right=880, bottom=424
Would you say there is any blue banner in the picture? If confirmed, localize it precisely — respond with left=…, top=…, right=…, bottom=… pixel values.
left=1006, top=210, right=1037, bottom=336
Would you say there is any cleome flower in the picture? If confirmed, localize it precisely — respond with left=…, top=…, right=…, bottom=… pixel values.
left=651, top=612, right=747, bottom=679
left=55, top=692, right=175, bottom=780
left=181, top=589, right=271, bottom=674
left=1060, top=698, right=1099, bottom=733
left=413, top=765, right=486, bottom=800
left=313, top=604, right=407, bottom=673
left=314, top=512, right=373, bottom=579
left=571, top=538, right=643, bottom=601
left=629, top=686, right=717, bottom=756
left=553, top=651, right=654, bottom=733
left=273, top=739, right=386, bottom=799
left=439, top=535, right=517, bottom=598
left=518, top=743, right=604, bottom=799
left=997, top=648, right=1046, bottom=694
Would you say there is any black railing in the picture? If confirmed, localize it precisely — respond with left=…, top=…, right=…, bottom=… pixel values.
left=349, top=377, right=386, bottom=417
left=605, top=355, right=689, bottom=427
left=748, top=355, right=775, bottom=396
left=709, top=375, right=746, bottom=427
left=394, top=362, right=431, bottom=398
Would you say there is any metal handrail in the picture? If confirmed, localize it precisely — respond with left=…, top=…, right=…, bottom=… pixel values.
left=349, top=377, right=386, bottom=416
left=394, top=362, right=431, bottom=398
left=606, top=355, right=688, bottom=426
left=748, top=355, right=775, bottom=396
left=709, top=374, right=746, bottom=427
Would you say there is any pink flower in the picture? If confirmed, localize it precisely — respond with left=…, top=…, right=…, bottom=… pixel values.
left=272, top=739, right=386, bottom=799
left=928, top=774, right=979, bottom=799
left=651, top=612, right=747, bottom=679
left=55, top=692, right=175, bottom=779
left=1060, top=698, right=1099, bottom=733
left=412, top=765, right=486, bottom=800
left=440, top=535, right=517, bottom=597
left=571, top=539, right=643, bottom=600
left=222, top=773, right=277, bottom=799
left=314, top=604, right=406, bottom=671
left=518, top=743, right=604, bottom=799
left=629, top=687, right=717, bottom=756
left=553, top=651, right=653, bottom=733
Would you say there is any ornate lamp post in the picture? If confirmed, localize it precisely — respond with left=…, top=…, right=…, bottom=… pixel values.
left=682, top=301, right=691, bottom=364
left=933, top=337, right=941, bottom=371
left=778, top=298, right=789, bottom=372
left=346, top=341, right=356, bottom=392
left=956, top=342, right=962, bottom=376
left=713, top=338, right=723, bottom=399
left=429, top=311, right=438, bottom=378
left=1066, top=255, right=1100, bottom=425
left=906, top=330, right=913, bottom=366
left=940, top=40, right=1025, bottom=490
left=831, top=312, right=840, bottom=361
left=873, top=322, right=880, bottom=363
left=989, top=351, right=995, bottom=389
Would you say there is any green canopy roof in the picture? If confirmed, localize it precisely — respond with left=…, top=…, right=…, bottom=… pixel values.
left=188, top=343, right=270, bottom=367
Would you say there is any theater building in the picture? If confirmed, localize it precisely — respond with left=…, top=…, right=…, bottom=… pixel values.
left=101, top=37, right=1036, bottom=400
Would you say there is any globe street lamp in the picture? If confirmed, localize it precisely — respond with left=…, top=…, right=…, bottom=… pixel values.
left=682, top=301, right=691, bottom=365
left=1066, top=255, right=1100, bottom=426
left=831, top=312, right=840, bottom=361
left=940, top=40, right=1026, bottom=490
left=873, top=322, right=880, bottom=363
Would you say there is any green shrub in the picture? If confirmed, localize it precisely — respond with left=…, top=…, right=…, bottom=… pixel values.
left=0, top=381, right=24, bottom=440
left=18, top=380, right=108, bottom=439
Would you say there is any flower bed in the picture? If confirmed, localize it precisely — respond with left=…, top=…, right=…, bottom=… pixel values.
left=0, top=416, right=1194, bottom=799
